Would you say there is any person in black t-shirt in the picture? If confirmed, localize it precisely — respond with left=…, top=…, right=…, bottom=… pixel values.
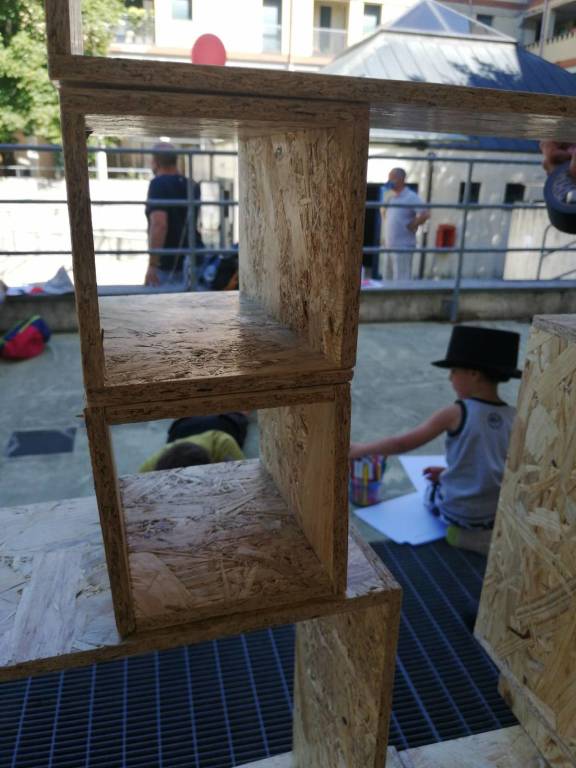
left=145, top=142, right=203, bottom=287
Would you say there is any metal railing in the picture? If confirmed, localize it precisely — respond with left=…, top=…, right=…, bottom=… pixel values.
left=2, top=144, right=576, bottom=321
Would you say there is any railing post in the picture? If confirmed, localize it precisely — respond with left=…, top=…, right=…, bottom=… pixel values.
left=450, top=160, right=474, bottom=323
left=186, top=150, right=197, bottom=292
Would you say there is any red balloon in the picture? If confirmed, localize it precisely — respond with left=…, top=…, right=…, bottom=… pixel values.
left=191, top=34, right=227, bottom=66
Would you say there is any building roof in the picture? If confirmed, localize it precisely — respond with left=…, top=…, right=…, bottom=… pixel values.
left=324, top=0, right=576, bottom=98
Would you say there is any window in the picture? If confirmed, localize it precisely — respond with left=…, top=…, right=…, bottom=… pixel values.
left=364, top=4, right=381, bottom=35
left=263, top=0, right=282, bottom=52
left=476, top=14, right=493, bottom=27
left=172, top=0, right=192, bottom=20
left=459, top=182, right=481, bottom=204
left=319, top=5, right=332, bottom=29
left=504, top=184, right=525, bottom=204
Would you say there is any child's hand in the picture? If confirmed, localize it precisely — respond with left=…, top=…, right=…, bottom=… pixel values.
left=423, top=465, right=445, bottom=483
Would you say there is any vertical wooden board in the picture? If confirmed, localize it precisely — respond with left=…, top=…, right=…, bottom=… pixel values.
left=398, top=726, right=548, bottom=767
left=45, top=0, right=83, bottom=61
left=476, top=321, right=576, bottom=758
left=258, top=385, right=350, bottom=592
left=84, top=407, right=135, bottom=636
left=292, top=597, right=400, bottom=767
left=238, top=111, right=369, bottom=368
left=60, top=109, right=105, bottom=389
left=498, top=676, right=575, bottom=768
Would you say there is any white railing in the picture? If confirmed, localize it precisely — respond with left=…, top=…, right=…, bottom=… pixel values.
left=312, top=27, right=347, bottom=57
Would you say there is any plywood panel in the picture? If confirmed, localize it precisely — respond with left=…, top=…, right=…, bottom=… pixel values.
left=104, top=385, right=336, bottom=425
left=499, top=675, right=575, bottom=768
left=121, top=460, right=334, bottom=632
left=476, top=316, right=576, bottom=760
left=0, top=497, right=401, bottom=680
left=94, top=292, right=350, bottom=407
left=292, top=593, right=400, bottom=767
left=85, top=407, right=135, bottom=636
left=60, top=110, right=105, bottom=389
left=398, top=727, right=547, bottom=767
left=60, top=87, right=364, bottom=139
left=236, top=748, right=404, bottom=768
left=45, top=0, right=83, bottom=58
left=258, top=387, right=350, bottom=593
left=238, top=121, right=369, bottom=368
left=48, top=54, right=576, bottom=141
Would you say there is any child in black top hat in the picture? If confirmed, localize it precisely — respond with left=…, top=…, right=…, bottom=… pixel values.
left=350, top=325, right=522, bottom=555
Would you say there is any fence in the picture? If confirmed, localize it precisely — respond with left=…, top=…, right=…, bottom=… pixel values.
left=1, top=143, right=576, bottom=321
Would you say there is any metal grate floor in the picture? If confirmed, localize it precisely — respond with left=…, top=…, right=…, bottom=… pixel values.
left=1, top=541, right=516, bottom=767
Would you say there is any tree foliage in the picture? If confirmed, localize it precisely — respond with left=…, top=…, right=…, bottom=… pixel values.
left=0, top=0, right=124, bottom=142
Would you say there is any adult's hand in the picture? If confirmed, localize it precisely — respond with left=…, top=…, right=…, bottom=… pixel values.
left=144, top=265, right=160, bottom=286
left=540, top=141, right=576, bottom=177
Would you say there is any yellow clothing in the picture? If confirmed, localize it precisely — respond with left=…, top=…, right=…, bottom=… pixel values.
left=139, top=429, right=244, bottom=472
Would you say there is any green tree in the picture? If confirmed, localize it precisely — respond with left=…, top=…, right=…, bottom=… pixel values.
left=0, top=0, right=124, bottom=142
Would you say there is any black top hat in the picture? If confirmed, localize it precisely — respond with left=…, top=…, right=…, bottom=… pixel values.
left=432, top=326, right=522, bottom=380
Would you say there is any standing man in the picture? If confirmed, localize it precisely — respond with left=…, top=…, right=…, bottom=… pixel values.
left=384, top=167, right=430, bottom=281
left=145, top=142, right=203, bottom=287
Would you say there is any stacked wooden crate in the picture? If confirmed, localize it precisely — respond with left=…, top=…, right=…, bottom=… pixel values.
left=2, top=0, right=576, bottom=765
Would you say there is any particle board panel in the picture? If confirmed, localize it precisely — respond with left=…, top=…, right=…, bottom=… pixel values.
left=292, top=593, right=400, bottom=766
left=94, top=292, right=350, bottom=407
left=46, top=52, right=576, bottom=141
left=398, top=727, right=547, bottom=767
left=84, top=407, right=135, bottom=636
left=236, top=747, right=404, bottom=767
left=239, top=119, right=369, bottom=368
left=499, top=675, right=575, bottom=768
left=476, top=316, right=576, bottom=760
left=59, top=87, right=365, bottom=140
left=103, top=385, right=338, bottom=425
left=0, top=497, right=401, bottom=680
left=120, top=460, right=335, bottom=632
left=60, top=109, right=105, bottom=390
left=258, top=387, right=350, bottom=593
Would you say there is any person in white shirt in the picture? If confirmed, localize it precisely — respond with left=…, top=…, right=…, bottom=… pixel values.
left=384, top=167, right=430, bottom=280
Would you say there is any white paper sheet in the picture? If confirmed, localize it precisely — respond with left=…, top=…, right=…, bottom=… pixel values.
left=352, top=454, right=448, bottom=545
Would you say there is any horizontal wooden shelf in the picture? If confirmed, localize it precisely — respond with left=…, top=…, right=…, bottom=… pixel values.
left=0, top=494, right=400, bottom=681
left=49, top=54, right=576, bottom=141
left=121, top=460, right=334, bottom=633
left=91, top=292, right=350, bottom=407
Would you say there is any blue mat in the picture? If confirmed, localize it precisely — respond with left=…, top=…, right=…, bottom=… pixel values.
left=5, top=428, right=76, bottom=457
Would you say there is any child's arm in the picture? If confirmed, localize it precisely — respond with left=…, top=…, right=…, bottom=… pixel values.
left=350, top=403, right=461, bottom=459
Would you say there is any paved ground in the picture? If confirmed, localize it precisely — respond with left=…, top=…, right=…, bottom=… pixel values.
left=0, top=319, right=529, bottom=540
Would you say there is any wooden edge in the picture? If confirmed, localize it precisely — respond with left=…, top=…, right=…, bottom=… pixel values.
left=48, top=54, right=576, bottom=126
left=533, top=314, right=576, bottom=343
left=103, top=385, right=338, bottom=425
left=498, top=673, right=575, bottom=766
left=350, top=522, right=404, bottom=603
left=45, top=0, right=83, bottom=62
left=84, top=408, right=135, bottom=636
left=85, top=368, right=353, bottom=408
left=234, top=748, right=403, bottom=767
left=59, top=86, right=365, bottom=125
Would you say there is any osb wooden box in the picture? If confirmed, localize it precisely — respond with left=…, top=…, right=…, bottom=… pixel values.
left=86, top=385, right=351, bottom=637
left=476, top=316, right=576, bottom=766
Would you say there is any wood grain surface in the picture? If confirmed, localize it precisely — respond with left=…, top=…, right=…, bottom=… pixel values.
left=0, top=497, right=400, bottom=680
left=45, top=0, right=82, bottom=59
left=258, top=387, right=350, bottom=593
left=47, top=52, right=576, bottom=141
left=476, top=317, right=576, bottom=761
left=292, top=593, right=400, bottom=766
left=239, top=120, right=368, bottom=368
left=94, top=292, right=350, bottom=406
left=60, top=87, right=364, bottom=139
left=121, top=460, right=335, bottom=632
left=398, top=726, right=547, bottom=768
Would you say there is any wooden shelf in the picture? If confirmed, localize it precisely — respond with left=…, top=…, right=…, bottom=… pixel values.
left=0, top=494, right=400, bottom=680
left=121, top=460, right=335, bottom=633
left=92, top=292, right=350, bottom=407
left=48, top=54, right=576, bottom=141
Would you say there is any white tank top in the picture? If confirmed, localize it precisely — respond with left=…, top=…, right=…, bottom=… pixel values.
left=438, top=398, right=516, bottom=528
